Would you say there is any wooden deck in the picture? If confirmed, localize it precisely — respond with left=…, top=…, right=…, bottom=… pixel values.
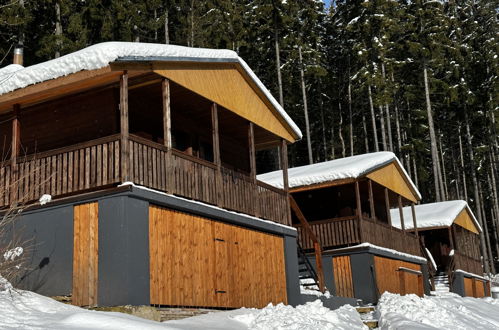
left=0, top=134, right=289, bottom=225
left=296, top=216, right=421, bottom=256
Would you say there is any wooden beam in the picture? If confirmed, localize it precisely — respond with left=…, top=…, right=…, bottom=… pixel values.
left=211, top=103, right=222, bottom=207
left=162, top=79, right=172, bottom=149
left=280, top=139, right=291, bottom=225
left=411, top=202, right=419, bottom=237
left=289, top=195, right=325, bottom=293
left=398, top=195, right=405, bottom=233
left=290, top=177, right=356, bottom=193
left=448, top=227, right=455, bottom=250
left=120, top=71, right=129, bottom=182
left=11, top=104, right=20, bottom=205
left=248, top=122, right=258, bottom=217
left=385, top=188, right=392, bottom=227
left=368, top=179, right=375, bottom=221
left=355, top=181, right=363, bottom=241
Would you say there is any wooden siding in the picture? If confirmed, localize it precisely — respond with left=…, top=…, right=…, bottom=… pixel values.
left=454, top=209, right=480, bottom=234
left=366, top=162, right=418, bottom=203
left=296, top=217, right=421, bottom=257
left=464, top=277, right=474, bottom=297
left=154, top=64, right=297, bottom=142
left=374, top=256, right=423, bottom=297
left=463, top=277, right=487, bottom=298
left=149, top=205, right=287, bottom=308
left=332, top=256, right=354, bottom=298
left=72, top=202, right=98, bottom=307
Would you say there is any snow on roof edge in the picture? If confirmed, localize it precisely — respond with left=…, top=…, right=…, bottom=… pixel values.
left=0, top=41, right=302, bottom=140
left=324, top=242, right=427, bottom=263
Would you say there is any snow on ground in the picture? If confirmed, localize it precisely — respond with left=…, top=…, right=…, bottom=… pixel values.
left=0, top=275, right=366, bottom=330
left=378, top=292, right=499, bottom=330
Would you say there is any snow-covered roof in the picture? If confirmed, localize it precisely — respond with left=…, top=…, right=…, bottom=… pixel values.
left=258, top=151, right=421, bottom=198
left=0, top=42, right=301, bottom=139
left=390, top=200, right=481, bottom=232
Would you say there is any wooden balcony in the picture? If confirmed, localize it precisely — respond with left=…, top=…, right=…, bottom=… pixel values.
left=0, top=134, right=289, bottom=225
left=296, top=216, right=421, bottom=256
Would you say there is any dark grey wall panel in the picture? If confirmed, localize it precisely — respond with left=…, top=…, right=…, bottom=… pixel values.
left=98, top=196, right=150, bottom=306
left=14, top=205, right=73, bottom=296
left=283, top=236, right=301, bottom=306
left=350, top=253, right=377, bottom=305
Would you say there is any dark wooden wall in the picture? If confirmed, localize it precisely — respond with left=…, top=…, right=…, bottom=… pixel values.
left=20, top=87, right=119, bottom=155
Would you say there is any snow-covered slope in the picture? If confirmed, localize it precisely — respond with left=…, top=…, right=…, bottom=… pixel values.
left=390, top=200, right=481, bottom=231
left=0, top=42, right=301, bottom=139
left=378, top=292, right=499, bottom=329
left=0, top=275, right=366, bottom=329
left=258, top=152, right=420, bottom=199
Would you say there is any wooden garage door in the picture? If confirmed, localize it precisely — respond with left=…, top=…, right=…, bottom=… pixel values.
left=149, top=205, right=287, bottom=308
left=374, top=256, right=423, bottom=296
left=332, top=256, right=354, bottom=297
left=72, top=202, right=98, bottom=307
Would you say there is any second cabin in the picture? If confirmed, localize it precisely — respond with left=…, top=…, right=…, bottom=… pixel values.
left=259, top=152, right=431, bottom=304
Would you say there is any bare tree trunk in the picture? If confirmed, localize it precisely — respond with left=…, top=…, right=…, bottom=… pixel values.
left=465, top=111, right=491, bottom=273
left=438, top=133, right=448, bottom=200
left=458, top=125, right=468, bottom=201
left=479, top=181, right=496, bottom=273
left=318, top=85, right=327, bottom=160
left=298, top=46, right=313, bottom=164
left=423, top=64, right=441, bottom=202
left=412, top=157, right=419, bottom=189
left=451, top=147, right=460, bottom=200
left=348, top=79, right=353, bottom=156
left=486, top=170, right=499, bottom=262
left=362, top=112, right=369, bottom=153
left=55, top=1, right=62, bottom=58
left=330, top=123, right=335, bottom=160
left=368, top=85, right=379, bottom=152
left=381, top=63, right=393, bottom=152
left=391, top=72, right=402, bottom=156
left=338, top=101, right=345, bottom=158
left=379, top=105, right=387, bottom=151
left=490, top=152, right=499, bottom=239
left=189, top=0, right=195, bottom=47
left=164, top=7, right=169, bottom=44
left=274, top=29, right=284, bottom=107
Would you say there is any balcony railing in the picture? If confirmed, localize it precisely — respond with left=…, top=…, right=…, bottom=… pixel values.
left=0, top=134, right=289, bottom=225
left=296, top=216, right=421, bottom=256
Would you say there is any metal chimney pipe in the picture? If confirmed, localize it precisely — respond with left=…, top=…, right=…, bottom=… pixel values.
left=13, top=45, right=23, bottom=66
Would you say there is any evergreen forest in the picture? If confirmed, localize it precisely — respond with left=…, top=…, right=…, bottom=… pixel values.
left=1, top=0, right=498, bottom=272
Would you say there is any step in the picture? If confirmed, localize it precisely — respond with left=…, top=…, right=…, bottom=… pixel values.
left=356, top=306, right=375, bottom=314
left=363, top=320, right=379, bottom=329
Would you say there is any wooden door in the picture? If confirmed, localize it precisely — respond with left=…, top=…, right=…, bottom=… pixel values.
left=332, top=256, right=354, bottom=297
left=72, top=202, right=98, bottom=306
left=149, top=205, right=287, bottom=308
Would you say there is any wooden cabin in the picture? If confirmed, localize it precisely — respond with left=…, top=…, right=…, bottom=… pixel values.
left=259, top=152, right=430, bottom=304
left=391, top=200, right=489, bottom=297
left=0, top=42, right=303, bottom=308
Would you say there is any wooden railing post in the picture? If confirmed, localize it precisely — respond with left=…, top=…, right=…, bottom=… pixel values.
left=248, top=122, right=259, bottom=217
left=289, top=195, right=325, bottom=293
left=11, top=104, right=21, bottom=205
left=211, top=103, right=222, bottom=207
left=385, top=188, right=392, bottom=228
left=280, top=139, right=290, bottom=225
left=411, top=202, right=419, bottom=237
left=120, top=71, right=129, bottom=183
left=355, top=181, right=363, bottom=241
left=162, top=78, right=173, bottom=193
left=398, top=195, right=405, bottom=233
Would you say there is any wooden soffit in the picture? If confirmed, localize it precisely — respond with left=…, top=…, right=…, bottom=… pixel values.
left=152, top=62, right=296, bottom=142
left=365, top=162, right=418, bottom=203
left=454, top=208, right=480, bottom=234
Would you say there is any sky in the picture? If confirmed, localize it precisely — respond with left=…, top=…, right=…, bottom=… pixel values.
left=323, top=0, right=332, bottom=8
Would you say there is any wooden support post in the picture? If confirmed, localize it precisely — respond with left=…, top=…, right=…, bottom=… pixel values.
left=398, top=195, right=405, bottom=233
left=355, top=181, right=363, bottom=241
left=385, top=188, right=392, bottom=228
left=248, top=122, right=259, bottom=217
left=11, top=104, right=20, bottom=205
left=411, top=202, right=419, bottom=237
left=162, top=78, right=172, bottom=193
left=448, top=227, right=455, bottom=250
left=368, top=179, right=375, bottom=221
left=211, top=103, right=222, bottom=207
left=280, top=139, right=291, bottom=225
left=289, top=195, right=325, bottom=293
left=120, top=71, right=129, bottom=183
